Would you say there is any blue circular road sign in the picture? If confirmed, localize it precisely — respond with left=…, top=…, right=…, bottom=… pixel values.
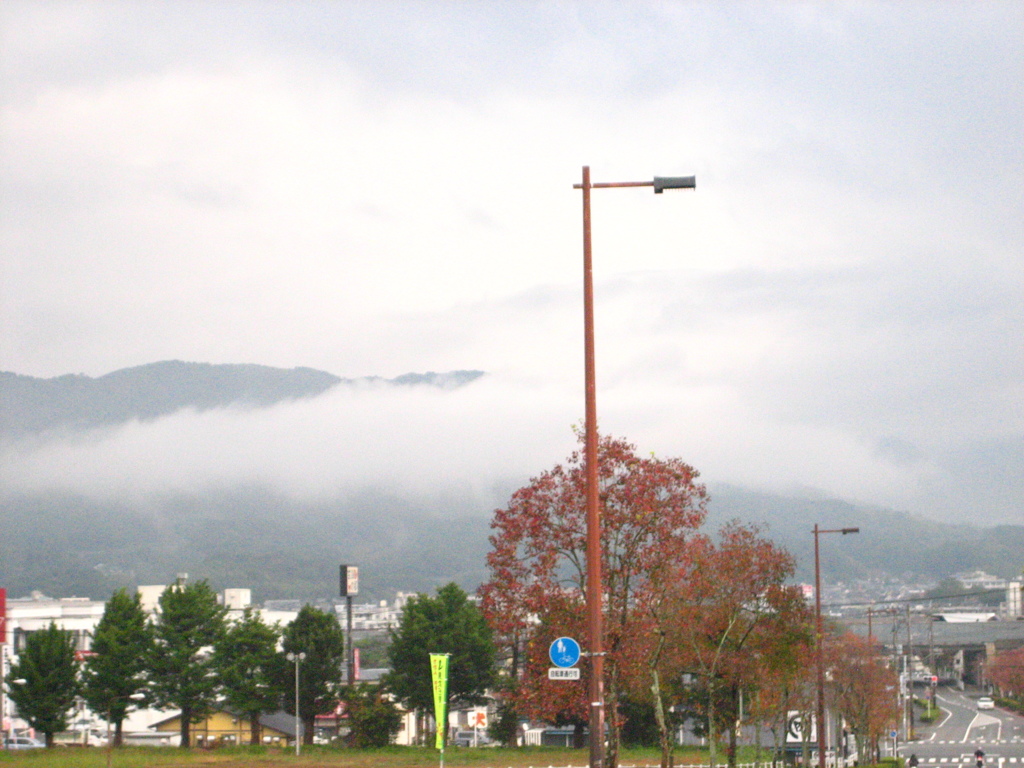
left=549, top=636, right=582, bottom=668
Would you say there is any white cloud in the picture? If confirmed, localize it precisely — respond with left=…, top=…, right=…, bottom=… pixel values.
left=1, top=1, right=1021, bottom=524
left=0, top=376, right=575, bottom=503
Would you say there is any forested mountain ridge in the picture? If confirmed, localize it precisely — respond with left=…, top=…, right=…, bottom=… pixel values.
left=0, top=361, right=484, bottom=437
left=706, top=485, right=1024, bottom=586
left=1, top=484, right=1020, bottom=604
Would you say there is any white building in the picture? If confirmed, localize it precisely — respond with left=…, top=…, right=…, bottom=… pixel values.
left=2, top=593, right=106, bottom=654
left=334, top=592, right=416, bottom=631
left=1006, top=581, right=1022, bottom=619
left=955, top=570, right=1008, bottom=591
left=2, top=593, right=108, bottom=740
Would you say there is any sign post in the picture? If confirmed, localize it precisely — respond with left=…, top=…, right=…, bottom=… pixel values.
left=340, top=566, right=358, bottom=684
left=471, top=709, right=487, bottom=746
left=548, top=637, right=582, bottom=680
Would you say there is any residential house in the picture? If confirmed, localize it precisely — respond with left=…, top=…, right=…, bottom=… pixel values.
left=151, top=708, right=298, bottom=747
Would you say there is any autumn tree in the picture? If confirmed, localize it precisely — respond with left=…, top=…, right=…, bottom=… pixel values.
left=829, top=631, right=900, bottom=763
left=507, top=593, right=592, bottom=748
left=746, top=638, right=816, bottom=766
left=281, top=605, right=347, bottom=745
left=479, top=433, right=708, bottom=768
left=636, top=556, right=695, bottom=766
left=81, top=589, right=153, bottom=746
left=987, top=646, right=1024, bottom=703
left=4, top=622, right=79, bottom=747
left=665, top=522, right=812, bottom=768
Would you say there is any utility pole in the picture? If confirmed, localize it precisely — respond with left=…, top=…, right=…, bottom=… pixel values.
left=906, top=605, right=914, bottom=741
left=813, top=525, right=859, bottom=768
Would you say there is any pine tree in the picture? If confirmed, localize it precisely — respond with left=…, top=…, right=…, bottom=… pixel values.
left=149, top=580, right=227, bottom=747
left=214, top=607, right=283, bottom=744
left=82, top=588, right=153, bottom=746
left=5, top=622, right=79, bottom=747
left=281, top=605, right=347, bottom=745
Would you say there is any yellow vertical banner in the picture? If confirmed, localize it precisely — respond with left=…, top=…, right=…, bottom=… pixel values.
left=430, top=653, right=450, bottom=750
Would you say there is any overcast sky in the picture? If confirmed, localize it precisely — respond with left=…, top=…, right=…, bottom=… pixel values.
left=1, top=1, right=1021, bottom=525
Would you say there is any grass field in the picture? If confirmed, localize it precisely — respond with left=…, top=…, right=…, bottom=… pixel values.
left=0, top=744, right=712, bottom=768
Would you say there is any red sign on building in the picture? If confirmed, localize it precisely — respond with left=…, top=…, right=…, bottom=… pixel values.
left=0, top=587, right=6, bottom=646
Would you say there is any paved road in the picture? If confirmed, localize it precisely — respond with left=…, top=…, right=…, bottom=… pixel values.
left=900, top=688, right=1024, bottom=768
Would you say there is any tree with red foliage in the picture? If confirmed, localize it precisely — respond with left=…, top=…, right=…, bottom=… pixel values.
left=748, top=643, right=816, bottom=768
left=829, top=631, right=900, bottom=763
left=479, top=432, right=708, bottom=768
left=665, top=521, right=811, bottom=768
left=987, top=647, right=1024, bottom=703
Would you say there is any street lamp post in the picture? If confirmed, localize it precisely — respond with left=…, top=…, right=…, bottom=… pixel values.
left=814, top=525, right=859, bottom=768
left=574, top=166, right=695, bottom=768
left=286, top=652, right=306, bottom=756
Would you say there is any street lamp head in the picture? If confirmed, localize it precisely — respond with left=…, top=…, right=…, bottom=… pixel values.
left=841, top=527, right=860, bottom=535
left=653, top=175, right=696, bottom=193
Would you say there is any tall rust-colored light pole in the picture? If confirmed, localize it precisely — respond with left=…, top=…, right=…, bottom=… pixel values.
left=813, top=525, right=859, bottom=768
left=574, top=166, right=695, bottom=768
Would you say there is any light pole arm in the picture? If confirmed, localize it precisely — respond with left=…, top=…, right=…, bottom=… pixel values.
left=575, top=165, right=695, bottom=768
left=573, top=176, right=695, bottom=192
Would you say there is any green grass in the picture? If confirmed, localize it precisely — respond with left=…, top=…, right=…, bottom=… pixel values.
left=914, top=698, right=943, bottom=723
left=0, top=744, right=710, bottom=768
left=0, top=742, right=813, bottom=768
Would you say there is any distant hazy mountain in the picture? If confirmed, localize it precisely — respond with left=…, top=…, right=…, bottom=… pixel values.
left=0, top=486, right=495, bottom=604
left=1, top=361, right=1019, bottom=604
left=1, top=481, right=1020, bottom=604
left=706, top=485, right=1024, bottom=585
left=0, top=361, right=484, bottom=438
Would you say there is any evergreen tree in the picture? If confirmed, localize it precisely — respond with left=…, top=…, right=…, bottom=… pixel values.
left=149, top=580, right=227, bottom=747
left=82, top=588, right=153, bottom=746
left=342, top=683, right=402, bottom=747
left=281, top=605, right=346, bottom=745
left=5, top=622, right=79, bottom=747
left=213, top=607, right=283, bottom=744
left=385, top=582, right=496, bottom=741
left=488, top=700, right=521, bottom=747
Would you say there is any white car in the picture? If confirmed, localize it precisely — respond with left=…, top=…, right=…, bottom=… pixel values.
left=977, top=696, right=995, bottom=710
left=4, top=736, right=45, bottom=749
